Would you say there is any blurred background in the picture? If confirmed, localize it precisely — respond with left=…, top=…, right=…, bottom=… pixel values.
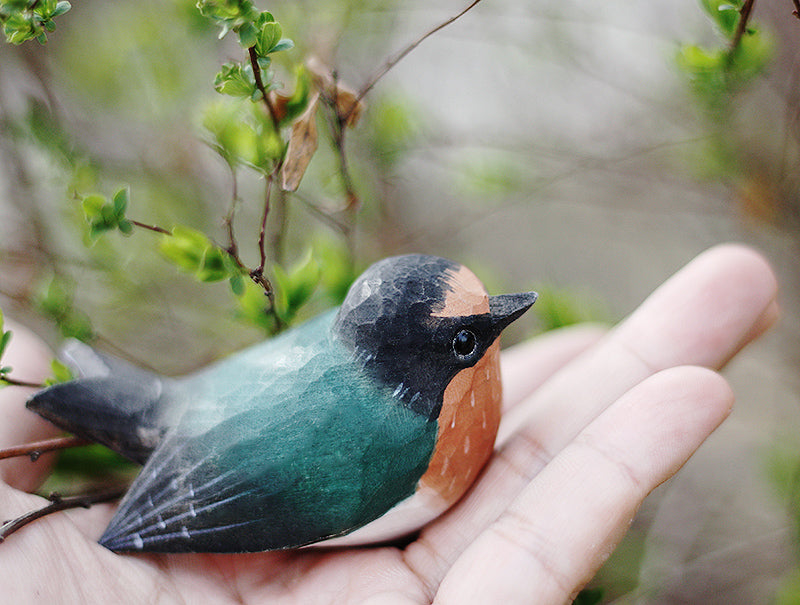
left=0, top=1, right=799, bottom=602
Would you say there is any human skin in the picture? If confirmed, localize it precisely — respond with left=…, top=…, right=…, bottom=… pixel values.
left=0, top=244, right=779, bottom=604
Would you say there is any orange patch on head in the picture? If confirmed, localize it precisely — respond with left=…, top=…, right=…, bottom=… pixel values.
left=418, top=340, right=502, bottom=505
left=433, top=265, right=489, bottom=318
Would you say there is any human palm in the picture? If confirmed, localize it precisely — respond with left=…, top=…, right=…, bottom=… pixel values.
left=0, top=245, right=778, bottom=604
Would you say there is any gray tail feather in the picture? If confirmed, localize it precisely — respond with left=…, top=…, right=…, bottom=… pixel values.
left=27, top=342, right=171, bottom=464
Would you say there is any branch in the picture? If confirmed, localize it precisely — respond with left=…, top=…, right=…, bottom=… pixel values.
left=726, top=0, right=756, bottom=67
left=326, top=72, right=360, bottom=214
left=248, top=47, right=281, bottom=131
left=129, top=219, right=170, bottom=235
left=0, top=376, right=44, bottom=389
left=0, top=487, right=126, bottom=544
left=223, top=165, right=241, bottom=261
left=793, top=0, right=800, bottom=20
left=0, top=436, right=90, bottom=462
left=256, top=173, right=274, bottom=276
left=353, top=0, right=485, bottom=111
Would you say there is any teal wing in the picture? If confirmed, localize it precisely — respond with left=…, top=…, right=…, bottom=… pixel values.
left=99, top=314, right=438, bottom=553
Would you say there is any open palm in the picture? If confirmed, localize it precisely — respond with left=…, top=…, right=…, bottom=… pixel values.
left=0, top=245, right=778, bottom=604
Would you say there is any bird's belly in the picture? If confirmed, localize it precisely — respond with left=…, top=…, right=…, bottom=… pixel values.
left=312, top=484, right=448, bottom=547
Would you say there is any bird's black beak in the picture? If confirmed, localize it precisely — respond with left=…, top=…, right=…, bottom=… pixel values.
left=488, top=292, right=538, bottom=337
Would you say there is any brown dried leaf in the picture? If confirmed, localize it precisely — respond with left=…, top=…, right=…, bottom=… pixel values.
left=306, top=57, right=365, bottom=128
left=267, top=91, right=290, bottom=124
left=280, top=94, right=319, bottom=192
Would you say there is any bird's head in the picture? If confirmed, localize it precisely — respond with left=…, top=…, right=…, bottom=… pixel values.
left=333, top=254, right=537, bottom=420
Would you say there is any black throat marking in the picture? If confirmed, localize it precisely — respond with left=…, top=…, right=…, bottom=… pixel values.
left=332, top=255, right=496, bottom=421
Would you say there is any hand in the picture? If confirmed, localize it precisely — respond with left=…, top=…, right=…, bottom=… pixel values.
left=0, top=244, right=778, bottom=604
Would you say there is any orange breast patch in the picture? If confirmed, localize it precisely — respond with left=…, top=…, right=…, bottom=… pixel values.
left=418, top=340, right=502, bottom=505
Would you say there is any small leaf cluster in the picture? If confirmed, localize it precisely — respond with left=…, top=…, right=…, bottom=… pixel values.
left=159, top=225, right=246, bottom=294
left=199, top=0, right=294, bottom=103
left=1, top=0, right=70, bottom=44
left=676, top=0, right=772, bottom=111
left=81, top=187, right=133, bottom=241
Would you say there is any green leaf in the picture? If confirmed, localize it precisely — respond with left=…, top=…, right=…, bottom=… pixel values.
left=46, top=358, right=74, bottom=386
left=159, top=225, right=211, bottom=272
left=234, top=279, right=278, bottom=333
left=269, top=39, right=294, bottom=54
left=196, top=246, right=229, bottom=282
left=271, top=250, right=320, bottom=322
left=52, top=1, right=71, bottom=18
left=237, top=21, right=257, bottom=48
left=117, top=219, right=133, bottom=235
left=229, top=273, right=245, bottom=296
left=255, top=20, right=282, bottom=56
left=160, top=225, right=234, bottom=283
left=214, top=62, right=256, bottom=98
left=0, top=328, right=12, bottom=358
left=112, top=186, right=129, bottom=217
left=81, top=193, right=107, bottom=219
left=256, top=55, right=271, bottom=71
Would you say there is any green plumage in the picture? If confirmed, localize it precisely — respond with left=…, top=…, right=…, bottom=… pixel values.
left=99, top=311, right=438, bottom=552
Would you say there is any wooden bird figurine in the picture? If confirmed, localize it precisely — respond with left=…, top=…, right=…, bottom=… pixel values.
left=27, top=254, right=537, bottom=553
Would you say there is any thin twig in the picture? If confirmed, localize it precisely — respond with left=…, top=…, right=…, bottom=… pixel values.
left=268, top=187, right=288, bottom=265
left=352, top=0, right=485, bottom=113
left=0, top=376, right=44, bottom=389
left=223, top=166, right=240, bottom=260
left=248, top=47, right=281, bottom=131
left=726, top=0, right=756, bottom=68
left=329, top=73, right=359, bottom=213
left=0, top=436, right=90, bottom=462
left=256, top=174, right=274, bottom=277
left=0, top=487, right=126, bottom=543
left=129, top=220, right=170, bottom=235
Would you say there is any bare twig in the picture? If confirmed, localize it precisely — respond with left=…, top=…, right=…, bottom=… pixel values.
left=0, top=376, right=44, bottom=389
left=352, top=0, right=485, bottom=114
left=0, top=436, right=90, bottom=462
left=129, top=220, right=170, bottom=235
left=256, top=174, right=274, bottom=277
left=248, top=47, right=281, bottom=131
left=223, top=166, right=241, bottom=260
left=726, top=0, right=756, bottom=67
left=267, top=187, right=288, bottom=265
left=325, top=72, right=360, bottom=214
left=0, top=487, right=126, bottom=543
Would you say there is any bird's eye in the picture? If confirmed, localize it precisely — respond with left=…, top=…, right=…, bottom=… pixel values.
left=452, top=329, right=478, bottom=360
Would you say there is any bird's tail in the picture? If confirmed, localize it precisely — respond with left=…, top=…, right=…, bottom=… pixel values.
left=26, top=341, right=171, bottom=464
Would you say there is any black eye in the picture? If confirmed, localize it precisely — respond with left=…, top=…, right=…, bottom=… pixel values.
left=452, top=329, right=478, bottom=360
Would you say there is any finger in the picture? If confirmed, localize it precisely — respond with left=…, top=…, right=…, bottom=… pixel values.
left=0, top=482, right=160, bottom=603
left=434, top=366, right=733, bottom=604
left=0, top=321, right=62, bottom=490
left=500, top=323, right=607, bottom=412
left=498, top=243, right=777, bottom=447
left=405, top=244, right=777, bottom=593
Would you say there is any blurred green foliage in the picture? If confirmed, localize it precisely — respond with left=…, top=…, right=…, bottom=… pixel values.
left=675, top=0, right=773, bottom=182
left=768, top=444, right=800, bottom=605
left=533, top=285, right=608, bottom=332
